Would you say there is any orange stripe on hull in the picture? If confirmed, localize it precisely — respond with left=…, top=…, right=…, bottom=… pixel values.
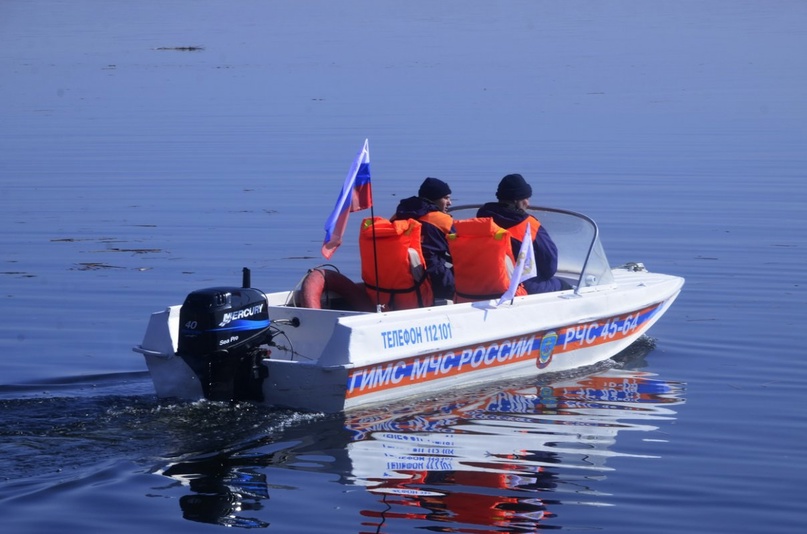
left=345, top=302, right=665, bottom=399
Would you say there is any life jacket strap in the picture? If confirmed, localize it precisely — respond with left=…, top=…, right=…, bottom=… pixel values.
left=364, top=275, right=429, bottom=307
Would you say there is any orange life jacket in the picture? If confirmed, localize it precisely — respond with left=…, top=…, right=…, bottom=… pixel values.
left=359, top=217, right=434, bottom=310
left=506, top=216, right=540, bottom=245
left=417, top=211, right=454, bottom=235
left=447, top=217, right=527, bottom=303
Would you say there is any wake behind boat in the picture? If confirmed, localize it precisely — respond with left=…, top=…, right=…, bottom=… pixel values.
left=133, top=205, right=684, bottom=413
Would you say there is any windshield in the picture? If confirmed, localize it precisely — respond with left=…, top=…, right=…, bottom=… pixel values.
left=448, top=205, right=613, bottom=292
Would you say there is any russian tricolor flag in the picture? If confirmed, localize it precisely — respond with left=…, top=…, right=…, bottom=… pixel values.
left=322, top=139, right=373, bottom=259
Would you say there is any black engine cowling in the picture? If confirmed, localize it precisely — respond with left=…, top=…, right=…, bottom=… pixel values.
left=177, top=286, right=272, bottom=402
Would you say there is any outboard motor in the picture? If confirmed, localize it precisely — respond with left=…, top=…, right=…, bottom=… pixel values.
left=177, top=269, right=272, bottom=402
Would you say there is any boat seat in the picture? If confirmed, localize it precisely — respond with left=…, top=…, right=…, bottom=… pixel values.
left=408, top=248, right=426, bottom=284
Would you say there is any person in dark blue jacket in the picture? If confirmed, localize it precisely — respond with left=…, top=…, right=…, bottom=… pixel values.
left=477, top=173, right=570, bottom=294
left=392, top=178, right=456, bottom=300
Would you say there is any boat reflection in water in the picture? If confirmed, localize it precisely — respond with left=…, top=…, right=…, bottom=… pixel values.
left=346, top=345, right=685, bottom=531
left=157, top=339, right=685, bottom=530
left=160, top=456, right=272, bottom=528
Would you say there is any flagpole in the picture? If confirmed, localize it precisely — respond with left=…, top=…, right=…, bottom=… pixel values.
left=321, top=139, right=380, bottom=309
left=369, top=203, right=382, bottom=312
left=497, top=222, right=537, bottom=307
left=361, top=140, right=381, bottom=311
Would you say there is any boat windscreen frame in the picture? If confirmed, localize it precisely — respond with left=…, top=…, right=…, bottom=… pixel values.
left=447, top=204, right=612, bottom=294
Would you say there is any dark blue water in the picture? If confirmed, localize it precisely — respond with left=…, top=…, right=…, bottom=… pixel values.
left=2, top=1, right=806, bottom=532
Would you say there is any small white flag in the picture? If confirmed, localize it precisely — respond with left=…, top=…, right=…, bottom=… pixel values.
left=497, top=222, right=537, bottom=305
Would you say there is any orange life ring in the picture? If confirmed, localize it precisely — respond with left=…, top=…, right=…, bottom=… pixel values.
left=299, top=269, right=374, bottom=312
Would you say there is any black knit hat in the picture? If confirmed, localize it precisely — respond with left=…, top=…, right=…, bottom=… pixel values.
left=496, top=173, right=533, bottom=201
left=418, top=177, right=452, bottom=200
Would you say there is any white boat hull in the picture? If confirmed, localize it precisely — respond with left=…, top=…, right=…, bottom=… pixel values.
left=135, top=268, right=683, bottom=413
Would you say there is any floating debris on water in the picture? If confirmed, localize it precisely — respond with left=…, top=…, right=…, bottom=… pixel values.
left=154, top=46, right=205, bottom=51
left=73, top=263, right=125, bottom=271
left=1, top=271, right=35, bottom=278
left=105, top=247, right=163, bottom=254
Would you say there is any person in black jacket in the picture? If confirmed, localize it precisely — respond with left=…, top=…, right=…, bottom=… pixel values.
left=477, top=173, right=570, bottom=293
left=392, top=177, right=456, bottom=300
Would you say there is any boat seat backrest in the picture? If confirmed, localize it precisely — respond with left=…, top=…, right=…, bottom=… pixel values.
left=408, top=248, right=426, bottom=283
left=505, top=253, right=514, bottom=277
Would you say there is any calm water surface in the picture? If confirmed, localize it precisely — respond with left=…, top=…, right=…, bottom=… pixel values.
left=1, top=1, right=806, bottom=532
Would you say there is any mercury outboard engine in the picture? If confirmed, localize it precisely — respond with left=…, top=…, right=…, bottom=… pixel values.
left=177, top=268, right=272, bottom=402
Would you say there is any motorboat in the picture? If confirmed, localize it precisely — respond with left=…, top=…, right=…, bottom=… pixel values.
left=133, top=205, right=684, bottom=413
